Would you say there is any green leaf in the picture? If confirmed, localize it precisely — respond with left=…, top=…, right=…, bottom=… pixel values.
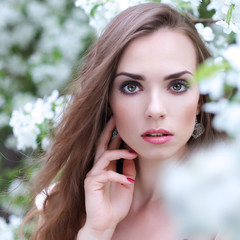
left=195, top=59, right=231, bottom=83
left=226, top=4, right=235, bottom=25
left=90, top=3, right=104, bottom=17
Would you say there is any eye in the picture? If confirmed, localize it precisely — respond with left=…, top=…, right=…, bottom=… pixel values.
left=119, top=81, right=142, bottom=95
left=169, top=80, right=190, bottom=93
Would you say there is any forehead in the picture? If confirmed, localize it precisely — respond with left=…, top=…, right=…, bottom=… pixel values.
left=117, top=29, right=197, bottom=75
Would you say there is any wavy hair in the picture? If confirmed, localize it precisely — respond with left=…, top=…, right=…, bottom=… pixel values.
left=23, top=3, right=221, bottom=239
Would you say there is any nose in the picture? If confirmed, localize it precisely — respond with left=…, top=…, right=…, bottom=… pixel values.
left=145, top=90, right=167, bottom=120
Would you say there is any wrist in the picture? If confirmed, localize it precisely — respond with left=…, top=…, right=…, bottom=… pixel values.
left=76, top=225, right=115, bottom=240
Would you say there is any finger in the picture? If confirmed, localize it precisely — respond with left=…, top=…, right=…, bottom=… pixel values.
left=94, top=117, right=115, bottom=163
left=108, top=134, right=121, bottom=150
left=90, top=150, right=137, bottom=175
left=85, top=170, right=135, bottom=190
left=122, top=158, right=136, bottom=180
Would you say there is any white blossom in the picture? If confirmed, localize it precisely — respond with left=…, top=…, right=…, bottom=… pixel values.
left=0, top=2, right=23, bottom=27
left=0, top=218, right=14, bottom=240
left=222, top=43, right=240, bottom=70
left=198, top=71, right=225, bottom=100
left=41, top=136, right=52, bottom=151
left=8, top=179, right=27, bottom=198
left=10, top=110, right=41, bottom=151
left=195, top=23, right=215, bottom=42
left=161, top=142, right=240, bottom=238
left=208, top=0, right=240, bottom=34
left=10, top=90, right=69, bottom=151
left=26, top=1, right=48, bottom=24
left=6, top=55, right=27, bottom=76
left=75, top=0, right=148, bottom=35
left=204, top=99, right=240, bottom=139
left=0, top=215, right=22, bottom=240
left=11, top=22, right=36, bottom=49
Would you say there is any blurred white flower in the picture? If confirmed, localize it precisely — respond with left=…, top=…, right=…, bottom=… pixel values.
left=41, top=136, right=52, bottom=151
left=0, top=217, right=14, bottom=240
left=26, top=1, right=48, bottom=24
left=204, top=99, right=240, bottom=139
left=75, top=0, right=148, bottom=35
left=161, top=0, right=202, bottom=16
left=208, top=1, right=240, bottom=34
left=222, top=43, right=240, bottom=70
left=0, top=215, right=22, bottom=240
left=8, top=178, right=27, bottom=198
left=6, top=55, right=27, bottom=76
left=31, top=99, right=54, bottom=124
left=161, top=142, right=240, bottom=238
left=10, top=110, right=40, bottom=151
left=46, top=0, right=66, bottom=10
left=10, top=90, right=69, bottom=151
left=195, top=23, right=215, bottom=42
left=0, top=30, right=13, bottom=55
left=0, top=2, right=23, bottom=27
left=198, top=71, right=225, bottom=100
left=11, top=22, right=36, bottom=49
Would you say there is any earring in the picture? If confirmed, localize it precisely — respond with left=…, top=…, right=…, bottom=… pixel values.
left=111, top=127, right=118, bottom=139
left=192, top=118, right=205, bottom=139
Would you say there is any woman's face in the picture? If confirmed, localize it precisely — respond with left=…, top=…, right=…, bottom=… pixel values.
left=109, top=29, right=200, bottom=161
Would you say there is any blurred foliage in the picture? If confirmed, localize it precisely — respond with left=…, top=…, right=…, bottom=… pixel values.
left=1, top=0, right=240, bottom=238
left=0, top=0, right=96, bottom=238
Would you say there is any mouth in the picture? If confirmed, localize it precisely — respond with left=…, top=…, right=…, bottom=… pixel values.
left=142, top=128, right=173, bottom=137
left=141, top=129, right=173, bottom=144
left=145, top=133, right=169, bottom=137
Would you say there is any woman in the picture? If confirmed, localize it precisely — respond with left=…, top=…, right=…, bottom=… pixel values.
left=24, top=2, right=223, bottom=240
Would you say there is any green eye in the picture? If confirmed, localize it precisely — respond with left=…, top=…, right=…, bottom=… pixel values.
left=120, top=81, right=142, bottom=95
left=126, top=84, right=137, bottom=92
left=172, top=83, right=183, bottom=91
left=169, top=80, right=190, bottom=93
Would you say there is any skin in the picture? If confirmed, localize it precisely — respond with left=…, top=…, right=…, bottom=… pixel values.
left=77, top=29, right=201, bottom=240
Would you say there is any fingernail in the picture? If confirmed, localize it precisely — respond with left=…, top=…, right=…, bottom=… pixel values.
left=129, top=150, right=137, bottom=154
left=127, top=178, right=135, bottom=183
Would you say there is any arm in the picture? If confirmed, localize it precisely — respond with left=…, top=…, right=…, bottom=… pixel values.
left=76, top=226, right=115, bottom=240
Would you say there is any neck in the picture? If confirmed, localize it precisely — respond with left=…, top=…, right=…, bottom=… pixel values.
left=131, top=156, right=166, bottom=211
left=131, top=148, right=188, bottom=211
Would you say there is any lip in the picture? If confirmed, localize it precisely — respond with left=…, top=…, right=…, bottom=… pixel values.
left=141, top=129, right=173, bottom=145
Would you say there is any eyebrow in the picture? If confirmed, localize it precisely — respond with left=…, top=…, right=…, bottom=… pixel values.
left=114, top=70, right=193, bottom=81
left=164, top=70, right=193, bottom=80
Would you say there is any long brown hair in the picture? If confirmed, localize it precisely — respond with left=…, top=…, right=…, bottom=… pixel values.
left=24, top=3, right=220, bottom=239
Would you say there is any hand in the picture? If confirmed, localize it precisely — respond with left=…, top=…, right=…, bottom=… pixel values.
left=78, top=117, right=137, bottom=239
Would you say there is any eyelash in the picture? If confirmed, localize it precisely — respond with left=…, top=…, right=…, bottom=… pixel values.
left=119, top=79, right=190, bottom=95
left=119, top=81, right=143, bottom=95
left=168, top=79, right=190, bottom=93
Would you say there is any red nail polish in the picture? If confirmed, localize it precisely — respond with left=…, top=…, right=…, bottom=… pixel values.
left=129, top=150, right=137, bottom=154
left=127, top=178, right=135, bottom=183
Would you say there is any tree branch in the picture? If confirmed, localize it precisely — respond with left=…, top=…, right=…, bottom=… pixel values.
left=186, top=13, right=218, bottom=25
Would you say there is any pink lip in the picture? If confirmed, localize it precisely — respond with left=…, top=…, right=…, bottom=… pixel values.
left=141, top=129, right=173, bottom=145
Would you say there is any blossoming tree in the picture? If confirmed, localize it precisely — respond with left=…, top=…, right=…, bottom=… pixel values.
left=1, top=0, right=240, bottom=239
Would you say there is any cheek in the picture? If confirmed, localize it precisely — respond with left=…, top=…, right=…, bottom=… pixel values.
left=110, top=100, right=129, bottom=128
left=110, top=97, right=139, bottom=144
left=173, top=93, right=199, bottom=127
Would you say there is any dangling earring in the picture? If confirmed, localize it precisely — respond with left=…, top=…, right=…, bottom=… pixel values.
left=111, top=127, right=118, bottom=139
left=192, top=118, right=205, bottom=139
